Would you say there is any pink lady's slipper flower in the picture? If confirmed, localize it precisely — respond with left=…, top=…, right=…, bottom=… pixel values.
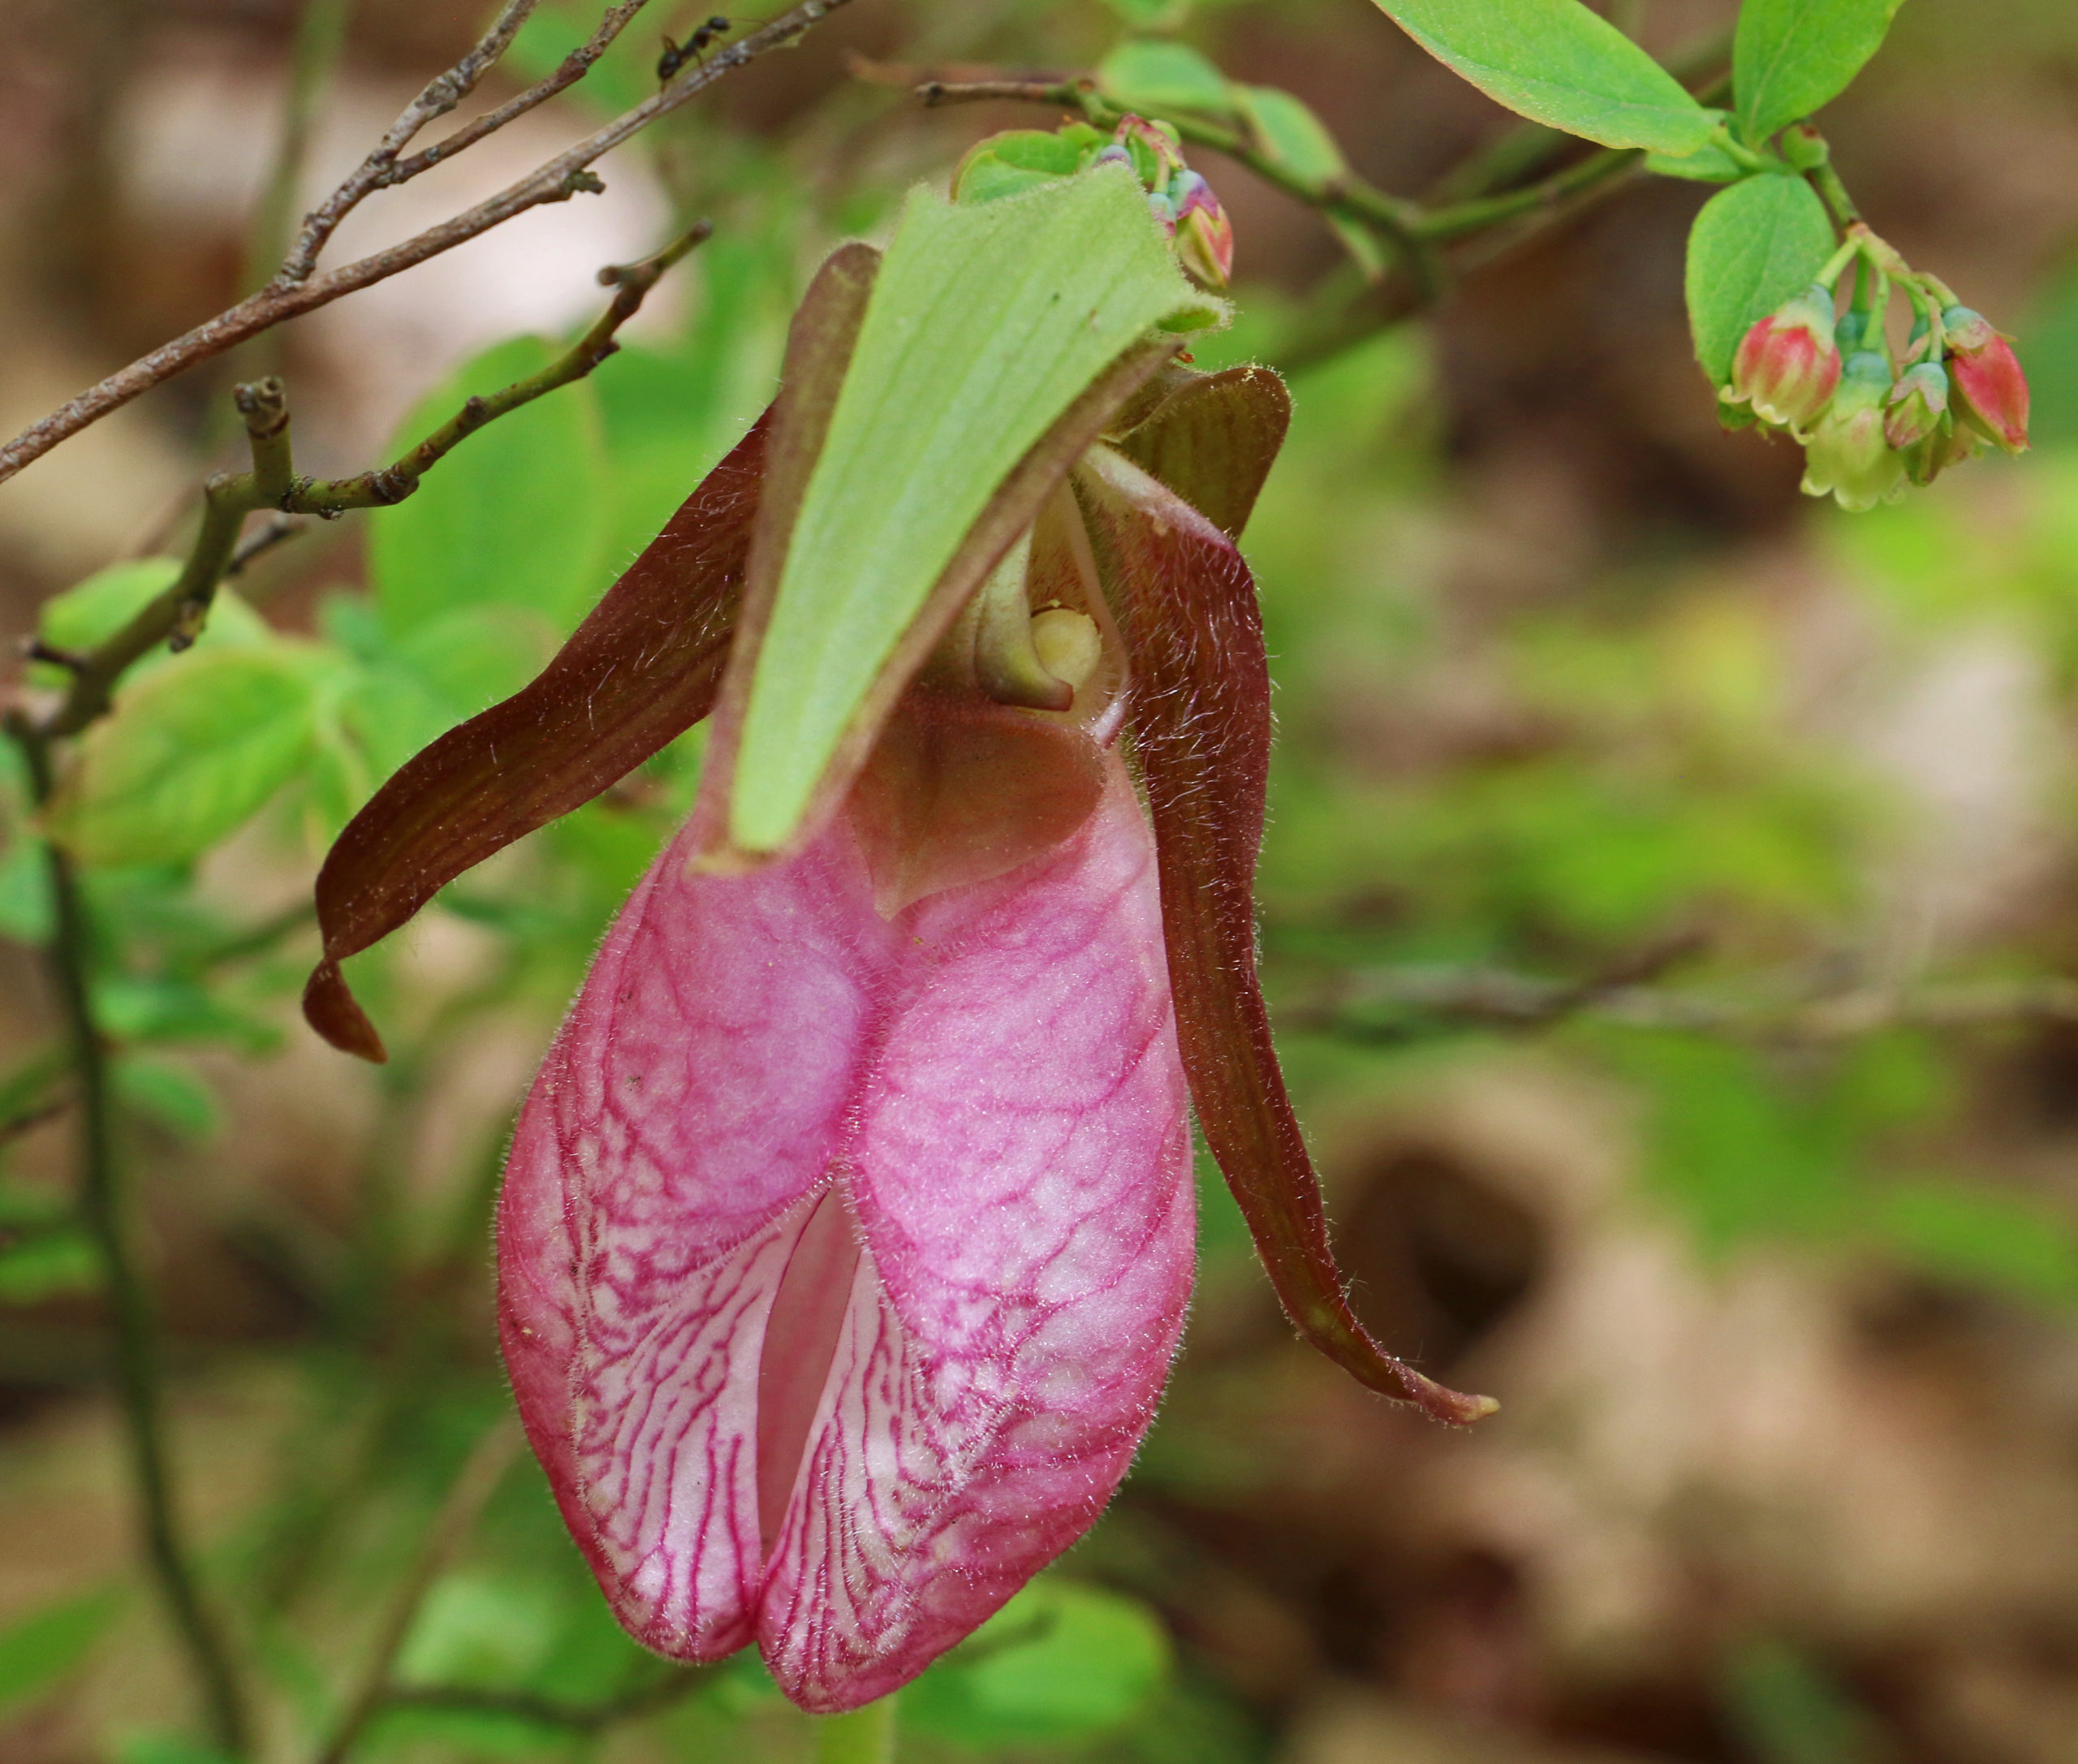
left=304, top=188, right=1492, bottom=1714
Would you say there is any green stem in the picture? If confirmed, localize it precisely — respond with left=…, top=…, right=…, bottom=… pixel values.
left=1808, top=157, right=1861, bottom=229
left=1706, top=122, right=1775, bottom=175
left=816, top=1698, right=899, bottom=1764
left=8, top=732, right=252, bottom=1755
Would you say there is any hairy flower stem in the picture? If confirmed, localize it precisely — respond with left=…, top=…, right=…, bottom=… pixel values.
left=9, top=730, right=252, bottom=1755
left=816, top=1699, right=899, bottom=1764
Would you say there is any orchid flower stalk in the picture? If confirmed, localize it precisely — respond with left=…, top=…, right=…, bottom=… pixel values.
left=302, top=137, right=1493, bottom=1714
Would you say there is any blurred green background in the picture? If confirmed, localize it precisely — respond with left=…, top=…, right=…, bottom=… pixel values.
left=6, top=0, right=2078, bottom=1758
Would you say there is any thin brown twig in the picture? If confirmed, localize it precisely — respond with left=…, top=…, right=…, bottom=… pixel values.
left=249, top=0, right=357, bottom=294
left=278, top=0, right=544, bottom=282
left=225, top=512, right=306, bottom=578
left=4, top=223, right=706, bottom=744
left=316, top=1417, right=526, bottom=1764
left=374, top=0, right=657, bottom=199
left=1291, top=965, right=2078, bottom=1046
left=0, top=0, right=858, bottom=488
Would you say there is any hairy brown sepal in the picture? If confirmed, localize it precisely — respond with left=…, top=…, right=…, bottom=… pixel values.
left=1074, top=442, right=1497, bottom=1427
left=1113, top=364, right=1291, bottom=541
left=302, top=416, right=770, bottom=1060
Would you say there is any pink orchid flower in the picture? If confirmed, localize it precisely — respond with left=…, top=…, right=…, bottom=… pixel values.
left=304, top=241, right=1494, bottom=1713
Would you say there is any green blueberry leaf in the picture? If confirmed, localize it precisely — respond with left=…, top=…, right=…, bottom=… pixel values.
left=371, top=336, right=612, bottom=640
left=1235, top=85, right=1347, bottom=183
left=1735, top=0, right=1905, bottom=146
left=1371, top=0, right=1714, bottom=153
left=45, top=646, right=322, bottom=867
left=0, top=1589, right=123, bottom=1712
left=903, top=1580, right=1172, bottom=1749
left=0, top=1226, right=98, bottom=1304
left=1874, top=1179, right=2078, bottom=1308
left=729, top=167, right=1218, bottom=855
left=1097, top=38, right=1235, bottom=119
left=1684, top=172, right=1839, bottom=383
left=115, top=1053, right=222, bottom=1140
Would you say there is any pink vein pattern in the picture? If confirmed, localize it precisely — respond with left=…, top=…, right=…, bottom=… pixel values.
left=498, top=754, right=1193, bottom=1711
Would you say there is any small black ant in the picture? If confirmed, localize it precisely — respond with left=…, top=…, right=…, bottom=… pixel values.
left=657, top=15, right=732, bottom=81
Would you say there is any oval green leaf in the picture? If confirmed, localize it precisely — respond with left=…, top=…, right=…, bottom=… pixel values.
left=0, top=1589, right=123, bottom=1713
left=729, top=167, right=1216, bottom=855
left=1735, top=0, right=1904, bottom=146
left=1236, top=85, right=1347, bottom=183
left=46, top=646, right=321, bottom=867
left=1096, top=38, right=1235, bottom=120
left=1684, top=172, right=1839, bottom=384
left=1373, top=0, right=1714, bottom=153
left=903, top=1581, right=1171, bottom=1749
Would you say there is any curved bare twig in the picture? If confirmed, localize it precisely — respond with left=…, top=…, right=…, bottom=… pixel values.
left=0, top=0, right=859, bottom=489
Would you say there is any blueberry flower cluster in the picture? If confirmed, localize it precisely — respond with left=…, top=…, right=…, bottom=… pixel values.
left=1722, top=225, right=2030, bottom=511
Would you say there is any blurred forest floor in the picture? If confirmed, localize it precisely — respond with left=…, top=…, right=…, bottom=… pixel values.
left=8, top=0, right=2078, bottom=1760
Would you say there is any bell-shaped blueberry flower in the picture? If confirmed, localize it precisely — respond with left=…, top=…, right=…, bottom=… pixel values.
left=1727, top=283, right=1842, bottom=434
left=1942, top=305, right=2031, bottom=455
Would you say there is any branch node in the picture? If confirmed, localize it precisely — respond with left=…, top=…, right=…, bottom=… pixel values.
left=557, top=168, right=608, bottom=200
left=166, top=600, right=209, bottom=654
left=233, top=376, right=290, bottom=438
left=22, top=637, right=90, bottom=673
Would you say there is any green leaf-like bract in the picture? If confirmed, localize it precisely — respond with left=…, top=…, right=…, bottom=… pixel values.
left=1372, top=0, right=1714, bottom=153
left=726, top=166, right=1217, bottom=855
left=1735, top=0, right=1904, bottom=146
left=1684, top=173, right=1839, bottom=384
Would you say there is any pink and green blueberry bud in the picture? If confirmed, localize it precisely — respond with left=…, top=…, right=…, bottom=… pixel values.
left=1884, top=360, right=1948, bottom=451
left=1170, top=170, right=1234, bottom=289
left=1942, top=304, right=2030, bottom=455
left=1111, top=114, right=1186, bottom=188
left=1801, top=352, right=1905, bottom=511
left=1728, top=284, right=1842, bottom=433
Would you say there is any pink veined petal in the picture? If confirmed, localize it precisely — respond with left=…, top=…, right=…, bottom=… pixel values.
left=498, top=750, right=1193, bottom=1709
left=760, top=759, right=1192, bottom=1710
left=498, top=826, right=891, bottom=1658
